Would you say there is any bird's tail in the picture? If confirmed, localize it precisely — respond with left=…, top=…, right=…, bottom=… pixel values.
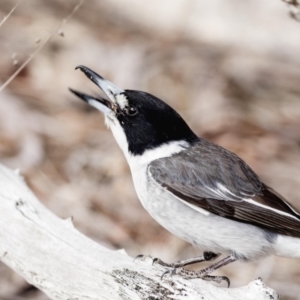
left=273, top=235, right=300, bottom=258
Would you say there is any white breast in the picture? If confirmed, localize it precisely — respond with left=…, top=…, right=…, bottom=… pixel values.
left=106, top=117, right=275, bottom=259
left=128, top=141, right=189, bottom=209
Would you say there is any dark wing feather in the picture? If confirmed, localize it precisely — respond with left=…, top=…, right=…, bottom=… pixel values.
left=149, top=139, right=300, bottom=237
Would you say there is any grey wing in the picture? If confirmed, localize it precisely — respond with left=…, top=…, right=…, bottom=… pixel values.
left=150, top=140, right=263, bottom=202
left=148, top=141, right=300, bottom=237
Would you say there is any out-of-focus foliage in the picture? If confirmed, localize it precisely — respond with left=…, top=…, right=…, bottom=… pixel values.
left=0, top=0, right=300, bottom=299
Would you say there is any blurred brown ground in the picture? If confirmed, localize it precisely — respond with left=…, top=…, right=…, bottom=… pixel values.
left=0, top=0, right=300, bottom=299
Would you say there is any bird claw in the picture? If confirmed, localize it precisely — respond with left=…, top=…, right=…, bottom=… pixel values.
left=133, top=254, right=151, bottom=263
left=152, top=257, right=174, bottom=267
left=223, top=276, right=230, bottom=288
left=134, top=255, right=171, bottom=267
left=161, top=270, right=170, bottom=280
left=202, top=275, right=231, bottom=288
left=152, top=257, right=159, bottom=265
left=160, top=267, right=181, bottom=280
left=160, top=268, right=175, bottom=280
left=134, top=254, right=231, bottom=287
left=171, top=268, right=179, bottom=276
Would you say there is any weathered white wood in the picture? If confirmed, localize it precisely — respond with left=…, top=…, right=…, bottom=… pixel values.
left=0, top=164, right=279, bottom=300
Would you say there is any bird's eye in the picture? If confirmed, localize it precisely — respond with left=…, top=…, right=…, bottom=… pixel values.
left=126, top=106, right=138, bottom=116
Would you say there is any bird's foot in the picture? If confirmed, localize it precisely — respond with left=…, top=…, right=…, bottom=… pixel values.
left=134, top=252, right=230, bottom=286
left=161, top=254, right=236, bottom=287
left=161, top=267, right=230, bottom=287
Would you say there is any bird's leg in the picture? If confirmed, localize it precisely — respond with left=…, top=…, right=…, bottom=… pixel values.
left=164, top=254, right=237, bottom=287
left=153, top=251, right=220, bottom=268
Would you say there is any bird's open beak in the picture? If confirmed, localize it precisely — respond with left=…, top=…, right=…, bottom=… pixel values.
left=69, top=65, right=124, bottom=115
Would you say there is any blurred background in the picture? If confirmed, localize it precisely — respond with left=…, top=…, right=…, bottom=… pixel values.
left=0, top=0, right=300, bottom=299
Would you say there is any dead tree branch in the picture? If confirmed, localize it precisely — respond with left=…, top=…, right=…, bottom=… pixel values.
left=0, top=164, right=279, bottom=300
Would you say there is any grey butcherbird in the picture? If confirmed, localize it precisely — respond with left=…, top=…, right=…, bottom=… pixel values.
left=70, top=65, right=300, bottom=287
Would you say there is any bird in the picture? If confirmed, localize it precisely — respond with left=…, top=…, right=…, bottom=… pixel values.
left=70, top=65, right=300, bottom=286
